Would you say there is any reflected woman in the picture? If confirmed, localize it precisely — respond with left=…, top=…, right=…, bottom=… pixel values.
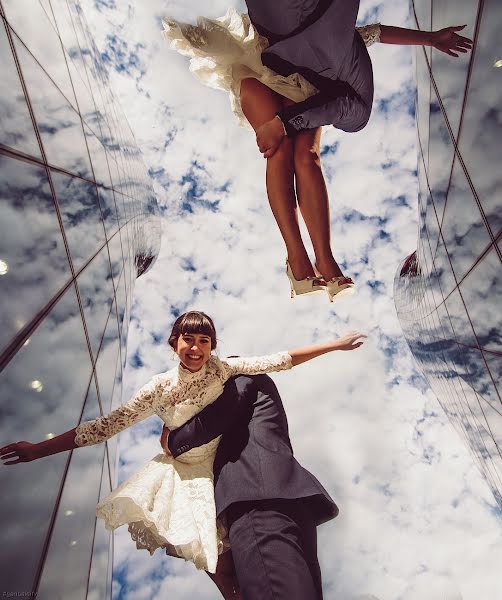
left=163, top=1, right=472, bottom=301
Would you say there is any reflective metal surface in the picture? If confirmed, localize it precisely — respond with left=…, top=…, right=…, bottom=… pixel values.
left=0, top=0, right=161, bottom=596
left=396, top=0, right=502, bottom=511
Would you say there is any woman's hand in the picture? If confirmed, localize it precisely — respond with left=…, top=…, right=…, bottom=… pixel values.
left=333, top=331, right=367, bottom=351
left=288, top=331, right=367, bottom=366
left=430, top=25, right=473, bottom=57
left=0, top=441, right=41, bottom=465
left=160, top=425, right=172, bottom=457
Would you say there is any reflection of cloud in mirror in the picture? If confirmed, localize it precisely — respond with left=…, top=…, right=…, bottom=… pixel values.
left=0, top=23, right=40, bottom=157
left=395, top=0, right=502, bottom=515
left=52, top=172, right=107, bottom=271
left=0, top=354, right=97, bottom=591
left=14, top=36, right=93, bottom=178
left=37, top=439, right=105, bottom=598
left=0, top=155, right=70, bottom=354
left=457, top=3, right=502, bottom=236
left=76, top=248, right=115, bottom=359
left=3, top=0, right=76, bottom=103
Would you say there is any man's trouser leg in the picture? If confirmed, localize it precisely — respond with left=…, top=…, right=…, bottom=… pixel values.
left=226, top=499, right=323, bottom=600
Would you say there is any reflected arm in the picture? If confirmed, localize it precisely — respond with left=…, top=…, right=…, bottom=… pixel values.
left=379, top=24, right=472, bottom=57
left=288, top=332, right=367, bottom=366
left=379, top=25, right=433, bottom=46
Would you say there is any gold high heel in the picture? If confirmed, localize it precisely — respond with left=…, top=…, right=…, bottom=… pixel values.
left=314, top=265, right=355, bottom=302
left=286, top=260, right=325, bottom=298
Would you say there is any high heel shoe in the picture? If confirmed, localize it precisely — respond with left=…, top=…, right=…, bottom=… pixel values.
left=314, top=265, right=355, bottom=302
left=286, top=260, right=325, bottom=298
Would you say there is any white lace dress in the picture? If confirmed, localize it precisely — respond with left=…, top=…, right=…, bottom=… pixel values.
left=162, top=8, right=381, bottom=128
left=74, top=352, right=292, bottom=573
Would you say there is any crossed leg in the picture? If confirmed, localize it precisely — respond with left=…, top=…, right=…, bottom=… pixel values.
left=286, top=99, right=347, bottom=280
left=240, top=77, right=315, bottom=280
left=240, top=77, right=349, bottom=282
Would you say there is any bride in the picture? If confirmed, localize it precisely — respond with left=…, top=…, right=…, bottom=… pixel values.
left=1, top=311, right=366, bottom=598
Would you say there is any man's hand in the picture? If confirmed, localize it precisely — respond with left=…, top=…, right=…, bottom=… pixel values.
left=160, top=425, right=172, bottom=457
left=431, top=25, right=473, bottom=57
left=256, top=117, right=286, bottom=159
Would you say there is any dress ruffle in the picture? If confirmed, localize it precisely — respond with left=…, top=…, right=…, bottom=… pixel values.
left=162, top=8, right=318, bottom=129
left=96, top=453, right=227, bottom=572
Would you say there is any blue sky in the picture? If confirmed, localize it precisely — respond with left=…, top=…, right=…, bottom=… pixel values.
left=78, top=1, right=501, bottom=599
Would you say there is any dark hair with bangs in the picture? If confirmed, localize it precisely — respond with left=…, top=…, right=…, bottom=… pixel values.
left=168, top=311, right=217, bottom=350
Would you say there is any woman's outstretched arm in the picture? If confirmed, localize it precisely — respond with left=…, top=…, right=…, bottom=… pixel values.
left=380, top=24, right=473, bottom=56
left=1, top=377, right=162, bottom=465
left=288, top=331, right=366, bottom=367
left=0, top=428, right=78, bottom=465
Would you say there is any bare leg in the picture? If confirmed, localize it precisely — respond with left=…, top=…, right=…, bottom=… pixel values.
left=285, top=98, right=350, bottom=280
left=240, top=77, right=315, bottom=279
left=206, top=550, right=242, bottom=600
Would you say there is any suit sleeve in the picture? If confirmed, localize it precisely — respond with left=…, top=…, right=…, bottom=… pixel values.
left=273, top=24, right=380, bottom=135
left=168, top=377, right=254, bottom=458
left=277, top=81, right=369, bottom=135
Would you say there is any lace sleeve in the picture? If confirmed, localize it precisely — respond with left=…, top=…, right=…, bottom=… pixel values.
left=221, top=352, right=293, bottom=379
left=356, top=23, right=381, bottom=47
left=74, top=377, right=162, bottom=447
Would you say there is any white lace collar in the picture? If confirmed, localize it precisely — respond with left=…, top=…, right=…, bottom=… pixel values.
left=177, top=361, right=208, bottom=383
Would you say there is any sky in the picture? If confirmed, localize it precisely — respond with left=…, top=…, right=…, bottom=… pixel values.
left=77, top=1, right=502, bottom=599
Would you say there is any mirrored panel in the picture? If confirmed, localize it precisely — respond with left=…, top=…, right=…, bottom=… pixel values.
left=37, top=379, right=105, bottom=600
left=98, top=186, right=119, bottom=239
left=415, top=45, right=431, bottom=167
left=84, top=123, right=112, bottom=187
left=427, top=88, right=454, bottom=243
left=441, top=158, right=492, bottom=285
left=0, top=154, right=70, bottom=354
left=1, top=2, right=160, bottom=594
left=458, top=244, right=502, bottom=354
left=430, top=0, right=478, bottom=137
left=87, top=455, right=112, bottom=600
left=95, top=302, right=121, bottom=414
left=76, top=246, right=115, bottom=360
left=394, top=0, right=502, bottom=508
left=0, top=20, right=40, bottom=157
left=412, top=0, right=431, bottom=30
left=51, top=170, right=106, bottom=273
left=13, top=31, right=92, bottom=178
left=2, top=0, right=77, bottom=107
left=457, top=0, right=502, bottom=238
left=0, top=283, right=92, bottom=593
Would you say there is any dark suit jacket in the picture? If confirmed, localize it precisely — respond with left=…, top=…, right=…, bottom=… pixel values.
left=168, top=374, right=338, bottom=526
left=245, top=0, right=374, bottom=135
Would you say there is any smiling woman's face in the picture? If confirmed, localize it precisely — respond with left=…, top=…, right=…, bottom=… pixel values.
left=175, top=332, right=212, bottom=372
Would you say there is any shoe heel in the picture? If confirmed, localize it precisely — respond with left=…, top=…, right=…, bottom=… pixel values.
left=286, top=259, right=325, bottom=298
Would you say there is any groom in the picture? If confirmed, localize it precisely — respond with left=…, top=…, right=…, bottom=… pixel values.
left=162, top=373, right=338, bottom=599
left=246, top=0, right=374, bottom=153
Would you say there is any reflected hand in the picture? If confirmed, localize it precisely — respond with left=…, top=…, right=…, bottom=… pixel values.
left=431, top=25, right=473, bottom=57
left=256, top=117, right=285, bottom=159
left=160, top=425, right=172, bottom=457
left=335, top=332, right=367, bottom=351
left=0, top=441, right=39, bottom=465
